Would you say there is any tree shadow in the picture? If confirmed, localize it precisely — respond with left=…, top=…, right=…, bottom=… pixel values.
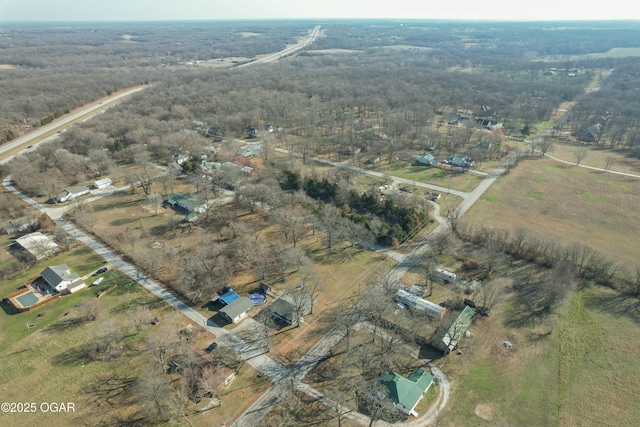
left=110, top=217, right=138, bottom=227
left=43, top=316, right=85, bottom=333
left=81, top=370, right=137, bottom=409
left=503, top=305, right=551, bottom=328
left=583, top=289, right=640, bottom=324
left=110, top=296, right=157, bottom=314
left=148, top=224, right=170, bottom=237
left=418, top=344, right=445, bottom=361
left=51, top=345, right=92, bottom=366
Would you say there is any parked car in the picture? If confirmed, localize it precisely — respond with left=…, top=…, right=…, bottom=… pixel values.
left=92, top=267, right=108, bottom=276
left=205, top=342, right=218, bottom=353
left=91, top=277, right=104, bottom=286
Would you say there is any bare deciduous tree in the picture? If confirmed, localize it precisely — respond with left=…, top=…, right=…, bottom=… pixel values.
left=146, top=192, right=163, bottom=215
left=604, top=156, right=615, bottom=172
left=537, top=135, right=555, bottom=157
left=573, top=147, right=589, bottom=166
left=445, top=206, right=463, bottom=234
left=135, top=366, right=172, bottom=420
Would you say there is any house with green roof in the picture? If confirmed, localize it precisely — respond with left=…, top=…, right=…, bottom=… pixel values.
left=377, top=368, right=434, bottom=417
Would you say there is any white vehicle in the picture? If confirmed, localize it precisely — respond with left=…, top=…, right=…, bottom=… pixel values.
left=434, top=268, right=457, bottom=283
left=92, top=277, right=105, bottom=286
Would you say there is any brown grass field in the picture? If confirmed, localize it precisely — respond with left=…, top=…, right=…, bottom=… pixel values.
left=464, top=155, right=640, bottom=270
left=546, top=138, right=640, bottom=176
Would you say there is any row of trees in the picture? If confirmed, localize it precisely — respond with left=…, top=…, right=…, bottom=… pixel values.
left=456, top=222, right=640, bottom=303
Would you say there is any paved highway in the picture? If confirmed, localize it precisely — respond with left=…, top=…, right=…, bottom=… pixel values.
left=236, top=25, right=321, bottom=68
left=0, top=86, right=147, bottom=163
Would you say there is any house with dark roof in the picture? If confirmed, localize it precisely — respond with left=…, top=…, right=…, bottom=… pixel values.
left=415, top=154, right=437, bottom=166
left=219, top=297, right=254, bottom=324
left=377, top=368, right=435, bottom=417
left=166, top=193, right=209, bottom=214
left=41, top=264, right=85, bottom=294
left=267, top=292, right=313, bottom=325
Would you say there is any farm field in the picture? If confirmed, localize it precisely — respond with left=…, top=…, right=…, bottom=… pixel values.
left=464, top=156, right=640, bottom=270
left=441, top=286, right=640, bottom=426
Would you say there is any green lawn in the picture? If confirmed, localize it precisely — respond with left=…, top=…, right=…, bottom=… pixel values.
left=0, top=269, right=160, bottom=426
left=0, top=246, right=107, bottom=353
left=376, top=162, right=483, bottom=193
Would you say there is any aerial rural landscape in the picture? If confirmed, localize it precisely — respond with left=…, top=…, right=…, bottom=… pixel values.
left=1, top=15, right=639, bottom=427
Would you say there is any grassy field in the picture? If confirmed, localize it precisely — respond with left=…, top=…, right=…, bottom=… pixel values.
left=376, top=161, right=484, bottom=193
left=546, top=139, right=640, bottom=176
left=0, top=245, right=107, bottom=353
left=1, top=264, right=271, bottom=427
left=441, top=286, right=640, bottom=426
left=0, top=269, right=154, bottom=426
left=464, top=156, right=640, bottom=270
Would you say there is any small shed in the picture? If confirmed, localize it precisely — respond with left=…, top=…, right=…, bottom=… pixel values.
left=258, top=282, right=272, bottom=294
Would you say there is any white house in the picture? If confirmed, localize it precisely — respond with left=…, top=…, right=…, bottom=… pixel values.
left=395, top=289, right=445, bottom=320
left=40, top=264, right=84, bottom=293
left=93, top=177, right=112, bottom=189
left=174, top=152, right=190, bottom=165
left=56, top=186, right=91, bottom=203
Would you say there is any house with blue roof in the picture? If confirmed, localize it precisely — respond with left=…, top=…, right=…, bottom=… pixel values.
left=219, top=290, right=240, bottom=306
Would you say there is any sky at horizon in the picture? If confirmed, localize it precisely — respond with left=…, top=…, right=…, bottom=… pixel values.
left=1, top=0, right=639, bottom=22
